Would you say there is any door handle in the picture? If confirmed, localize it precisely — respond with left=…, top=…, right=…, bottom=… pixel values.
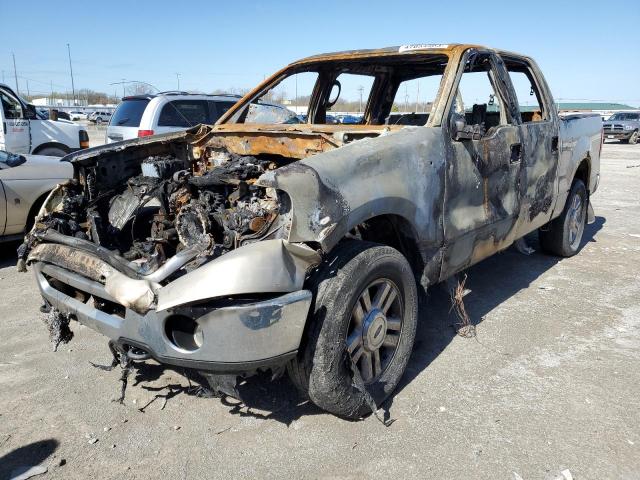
left=551, top=136, right=559, bottom=152
left=510, top=143, right=522, bottom=163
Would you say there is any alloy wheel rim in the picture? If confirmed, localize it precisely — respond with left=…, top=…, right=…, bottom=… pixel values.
left=346, top=278, right=403, bottom=384
left=567, top=193, right=584, bottom=249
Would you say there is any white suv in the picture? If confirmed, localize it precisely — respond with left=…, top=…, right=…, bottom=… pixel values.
left=106, top=92, right=242, bottom=144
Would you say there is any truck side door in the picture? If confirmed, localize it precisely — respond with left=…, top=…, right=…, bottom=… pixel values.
left=440, top=50, right=525, bottom=279
left=0, top=88, right=31, bottom=154
left=501, top=56, right=560, bottom=234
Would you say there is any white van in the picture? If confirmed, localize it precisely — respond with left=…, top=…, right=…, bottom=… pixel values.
left=105, top=92, right=242, bottom=144
left=0, top=84, right=89, bottom=156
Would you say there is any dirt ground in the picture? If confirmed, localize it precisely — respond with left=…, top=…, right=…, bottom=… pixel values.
left=1, top=143, right=639, bottom=480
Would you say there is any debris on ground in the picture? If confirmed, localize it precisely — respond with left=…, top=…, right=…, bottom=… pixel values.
left=9, top=465, right=48, bottom=480
left=514, top=237, right=535, bottom=255
left=42, top=309, right=73, bottom=351
left=89, top=342, right=133, bottom=404
left=558, top=470, right=574, bottom=480
left=449, top=274, right=476, bottom=338
left=346, top=352, right=395, bottom=426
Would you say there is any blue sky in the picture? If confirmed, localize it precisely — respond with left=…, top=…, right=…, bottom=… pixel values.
left=0, top=0, right=638, bottom=106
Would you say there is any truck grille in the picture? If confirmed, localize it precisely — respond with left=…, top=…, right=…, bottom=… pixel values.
left=603, top=123, right=624, bottom=132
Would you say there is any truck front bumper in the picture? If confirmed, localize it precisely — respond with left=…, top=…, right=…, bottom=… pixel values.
left=34, top=262, right=312, bottom=373
left=603, top=131, right=633, bottom=140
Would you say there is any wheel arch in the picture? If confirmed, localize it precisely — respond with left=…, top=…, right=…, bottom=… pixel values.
left=24, top=190, right=51, bottom=233
left=32, top=142, right=71, bottom=156
left=345, top=213, right=425, bottom=277
left=574, top=155, right=591, bottom=190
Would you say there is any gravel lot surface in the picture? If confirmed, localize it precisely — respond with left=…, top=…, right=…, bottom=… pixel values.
left=0, top=143, right=638, bottom=480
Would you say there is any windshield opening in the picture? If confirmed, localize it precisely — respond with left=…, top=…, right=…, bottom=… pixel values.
left=608, top=112, right=639, bottom=121
left=224, top=53, right=449, bottom=126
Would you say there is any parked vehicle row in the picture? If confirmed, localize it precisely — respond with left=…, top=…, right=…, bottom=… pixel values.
left=21, top=43, right=602, bottom=419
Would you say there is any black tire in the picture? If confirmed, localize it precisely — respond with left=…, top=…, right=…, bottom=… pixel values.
left=539, top=178, right=587, bottom=257
left=288, top=241, right=418, bottom=419
left=96, top=117, right=103, bottom=125
left=629, top=130, right=639, bottom=145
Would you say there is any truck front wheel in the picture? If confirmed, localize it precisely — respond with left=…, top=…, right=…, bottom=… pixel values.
left=288, top=241, right=418, bottom=419
left=539, top=179, right=587, bottom=257
left=629, top=130, right=638, bottom=145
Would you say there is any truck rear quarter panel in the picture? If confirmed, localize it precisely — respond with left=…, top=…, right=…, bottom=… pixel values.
left=555, top=114, right=602, bottom=215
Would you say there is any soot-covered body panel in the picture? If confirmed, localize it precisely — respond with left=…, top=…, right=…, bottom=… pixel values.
left=19, top=44, right=602, bottom=403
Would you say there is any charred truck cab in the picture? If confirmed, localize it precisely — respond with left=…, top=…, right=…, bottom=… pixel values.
left=21, top=44, right=602, bottom=419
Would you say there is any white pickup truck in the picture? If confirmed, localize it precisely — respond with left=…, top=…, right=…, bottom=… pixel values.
left=1, top=84, right=89, bottom=157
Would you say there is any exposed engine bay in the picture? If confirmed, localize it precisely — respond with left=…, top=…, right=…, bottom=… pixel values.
left=19, top=139, right=298, bottom=283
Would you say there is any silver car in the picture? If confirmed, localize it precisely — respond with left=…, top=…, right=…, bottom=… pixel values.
left=0, top=150, right=72, bottom=242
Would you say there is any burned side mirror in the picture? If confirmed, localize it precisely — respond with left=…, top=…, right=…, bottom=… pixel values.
left=449, top=112, right=484, bottom=141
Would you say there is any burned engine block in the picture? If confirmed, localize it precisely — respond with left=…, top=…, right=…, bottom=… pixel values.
left=23, top=147, right=291, bottom=281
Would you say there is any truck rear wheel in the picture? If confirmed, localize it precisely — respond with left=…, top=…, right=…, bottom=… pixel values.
left=539, top=178, right=587, bottom=257
left=288, top=241, right=418, bottom=419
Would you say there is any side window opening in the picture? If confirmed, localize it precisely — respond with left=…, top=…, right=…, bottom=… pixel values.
left=453, top=54, right=512, bottom=138
left=158, top=100, right=208, bottom=127
left=504, top=63, right=547, bottom=122
left=1, top=92, right=24, bottom=119
left=326, top=72, right=375, bottom=123
left=388, top=74, right=443, bottom=126
left=210, top=101, right=236, bottom=122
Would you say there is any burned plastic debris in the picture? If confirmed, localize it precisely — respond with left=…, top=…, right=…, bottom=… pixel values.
left=42, top=309, right=74, bottom=351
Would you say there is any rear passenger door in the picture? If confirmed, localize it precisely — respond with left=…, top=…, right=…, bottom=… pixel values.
left=501, top=56, right=559, bottom=234
left=155, top=100, right=209, bottom=134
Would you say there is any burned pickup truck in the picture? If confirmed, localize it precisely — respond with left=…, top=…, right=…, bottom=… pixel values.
left=20, top=44, right=602, bottom=418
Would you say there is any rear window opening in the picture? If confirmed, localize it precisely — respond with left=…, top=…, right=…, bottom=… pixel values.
left=110, top=98, right=150, bottom=127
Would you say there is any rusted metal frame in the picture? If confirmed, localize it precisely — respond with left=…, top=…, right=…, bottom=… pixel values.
left=205, top=131, right=341, bottom=159
left=427, top=46, right=467, bottom=127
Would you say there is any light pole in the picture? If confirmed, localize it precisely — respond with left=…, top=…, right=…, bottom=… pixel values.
left=12, top=53, right=19, bottom=94
left=176, top=73, right=180, bottom=90
left=404, top=84, right=409, bottom=112
left=67, top=44, right=76, bottom=105
left=357, top=85, right=364, bottom=114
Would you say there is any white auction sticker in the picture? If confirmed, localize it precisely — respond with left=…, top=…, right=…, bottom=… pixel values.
left=399, top=44, right=449, bottom=53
